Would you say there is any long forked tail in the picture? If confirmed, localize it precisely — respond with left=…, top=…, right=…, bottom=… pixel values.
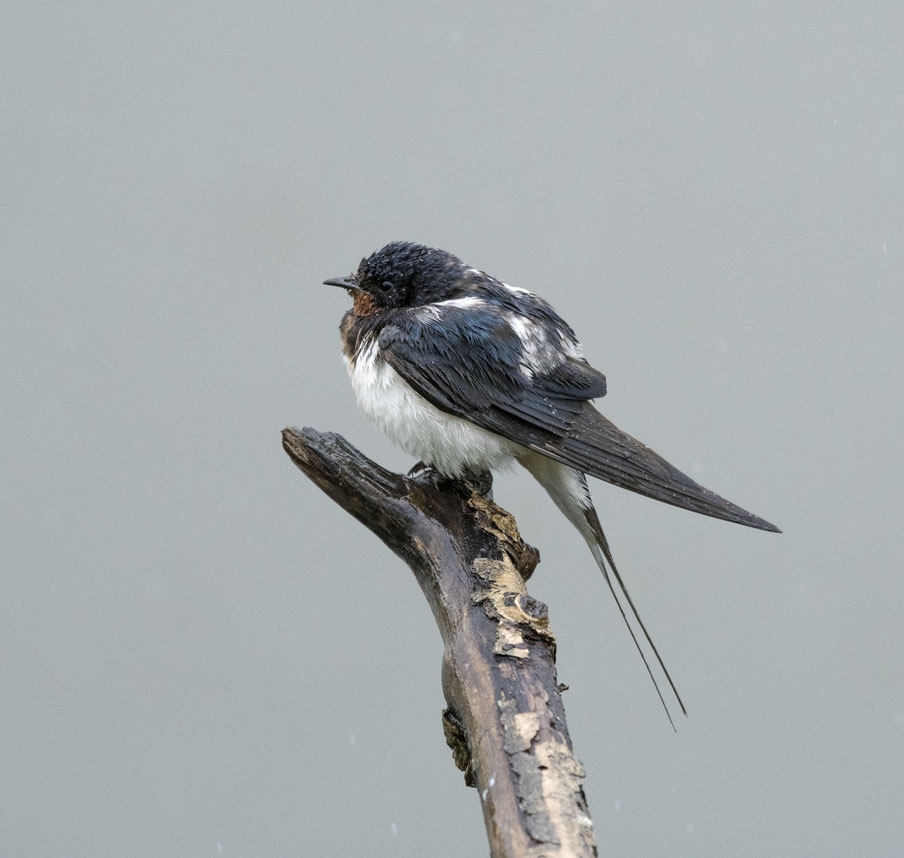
left=584, top=506, right=686, bottom=730
left=518, top=451, right=685, bottom=729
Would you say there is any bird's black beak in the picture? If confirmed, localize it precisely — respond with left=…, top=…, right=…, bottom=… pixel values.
left=322, top=275, right=362, bottom=292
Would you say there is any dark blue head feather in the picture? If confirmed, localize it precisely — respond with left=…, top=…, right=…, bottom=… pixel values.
left=355, top=242, right=466, bottom=308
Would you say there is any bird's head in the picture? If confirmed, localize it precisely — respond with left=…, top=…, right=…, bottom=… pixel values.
left=323, top=242, right=466, bottom=310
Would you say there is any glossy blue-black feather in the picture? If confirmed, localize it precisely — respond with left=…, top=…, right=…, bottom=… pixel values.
left=378, top=303, right=607, bottom=443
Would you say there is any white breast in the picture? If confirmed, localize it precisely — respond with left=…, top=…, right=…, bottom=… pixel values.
left=345, top=337, right=519, bottom=477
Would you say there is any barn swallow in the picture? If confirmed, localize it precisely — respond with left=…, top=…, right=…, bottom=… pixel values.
left=324, top=241, right=779, bottom=727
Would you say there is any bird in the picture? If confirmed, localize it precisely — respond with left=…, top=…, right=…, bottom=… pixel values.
left=323, top=241, right=780, bottom=728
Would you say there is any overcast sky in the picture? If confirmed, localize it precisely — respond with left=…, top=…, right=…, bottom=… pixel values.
left=3, top=3, right=902, bottom=856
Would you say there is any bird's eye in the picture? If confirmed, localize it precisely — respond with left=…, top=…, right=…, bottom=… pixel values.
left=379, top=280, right=394, bottom=293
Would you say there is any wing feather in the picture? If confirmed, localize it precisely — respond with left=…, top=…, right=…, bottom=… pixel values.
left=378, top=307, right=779, bottom=533
left=532, top=405, right=781, bottom=532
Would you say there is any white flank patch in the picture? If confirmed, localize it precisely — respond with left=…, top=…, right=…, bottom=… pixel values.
left=559, top=329, right=584, bottom=359
left=436, top=295, right=487, bottom=310
left=415, top=295, right=488, bottom=322
left=507, top=312, right=561, bottom=377
left=346, top=337, right=519, bottom=476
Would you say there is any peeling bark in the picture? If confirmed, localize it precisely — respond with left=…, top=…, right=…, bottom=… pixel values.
left=283, top=427, right=597, bottom=857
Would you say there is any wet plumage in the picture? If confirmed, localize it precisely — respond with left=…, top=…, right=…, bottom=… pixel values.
left=324, top=241, right=780, bottom=728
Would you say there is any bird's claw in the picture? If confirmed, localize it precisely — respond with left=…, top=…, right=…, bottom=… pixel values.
left=407, top=460, right=434, bottom=477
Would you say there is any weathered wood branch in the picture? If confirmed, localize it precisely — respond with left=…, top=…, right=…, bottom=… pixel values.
left=283, top=427, right=597, bottom=857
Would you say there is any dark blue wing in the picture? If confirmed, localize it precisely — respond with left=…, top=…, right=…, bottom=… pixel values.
left=379, top=304, right=780, bottom=533
left=378, top=305, right=606, bottom=443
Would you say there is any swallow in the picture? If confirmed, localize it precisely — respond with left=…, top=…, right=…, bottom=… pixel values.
left=324, top=241, right=780, bottom=727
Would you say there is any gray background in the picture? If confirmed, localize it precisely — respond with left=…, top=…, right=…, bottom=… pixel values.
left=3, top=3, right=902, bottom=856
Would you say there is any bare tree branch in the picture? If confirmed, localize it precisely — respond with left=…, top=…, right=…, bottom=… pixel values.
left=283, top=426, right=597, bottom=857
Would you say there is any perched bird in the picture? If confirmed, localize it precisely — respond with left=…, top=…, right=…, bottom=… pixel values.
left=324, top=241, right=779, bottom=727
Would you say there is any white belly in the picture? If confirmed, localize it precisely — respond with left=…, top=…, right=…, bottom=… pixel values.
left=345, top=338, right=519, bottom=477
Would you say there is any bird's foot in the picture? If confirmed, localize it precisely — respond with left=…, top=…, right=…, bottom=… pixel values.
left=407, top=460, right=434, bottom=477
left=407, top=462, right=493, bottom=499
left=459, top=467, right=494, bottom=499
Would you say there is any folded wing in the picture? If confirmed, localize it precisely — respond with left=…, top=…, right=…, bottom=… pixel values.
left=379, top=307, right=779, bottom=533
